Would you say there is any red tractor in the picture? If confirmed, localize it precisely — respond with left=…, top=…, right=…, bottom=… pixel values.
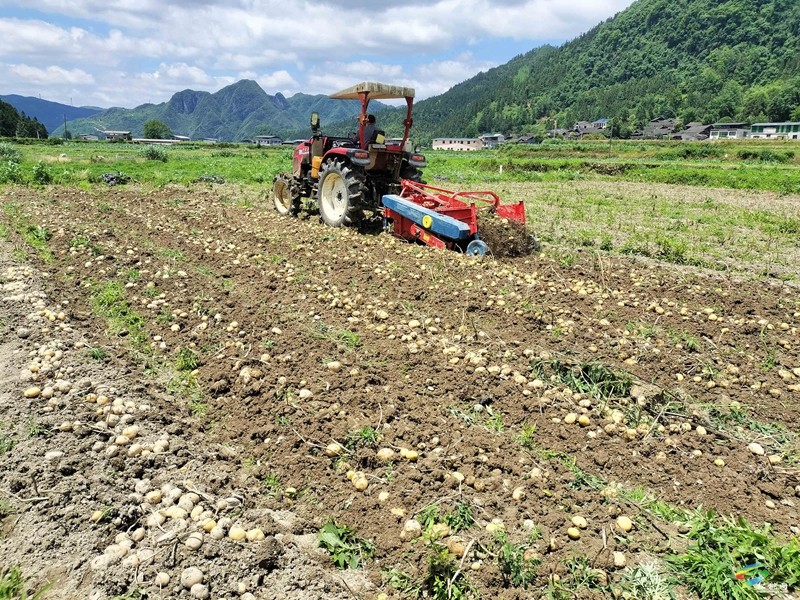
left=273, top=81, right=535, bottom=257
left=272, top=81, right=426, bottom=227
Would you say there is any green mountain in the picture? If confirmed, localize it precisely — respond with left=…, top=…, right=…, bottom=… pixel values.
left=387, top=0, right=800, bottom=143
left=55, top=80, right=369, bottom=141
left=0, top=95, right=103, bottom=134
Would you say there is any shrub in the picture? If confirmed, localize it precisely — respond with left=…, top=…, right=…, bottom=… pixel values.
left=737, top=149, right=794, bottom=163
left=32, top=161, right=52, bottom=184
left=140, top=146, right=168, bottom=162
left=0, top=160, right=22, bottom=184
left=0, top=142, right=21, bottom=164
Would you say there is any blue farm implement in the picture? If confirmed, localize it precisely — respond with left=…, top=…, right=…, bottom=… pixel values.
left=382, top=179, right=533, bottom=257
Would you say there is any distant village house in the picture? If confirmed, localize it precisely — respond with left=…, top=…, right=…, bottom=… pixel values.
left=709, top=123, right=749, bottom=140
left=750, top=122, right=800, bottom=140
left=102, top=130, right=132, bottom=141
left=637, top=117, right=678, bottom=139
left=670, top=123, right=711, bottom=141
left=255, top=135, right=282, bottom=146
left=479, top=133, right=505, bottom=148
left=432, top=138, right=484, bottom=151
left=568, top=118, right=610, bottom=138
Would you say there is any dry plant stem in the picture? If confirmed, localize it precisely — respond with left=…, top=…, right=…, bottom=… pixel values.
left=291, top=427, right=327, bottom=451
left=449, top=538, right=475, bottom=596
left=0, top=489, right=48, bottom=503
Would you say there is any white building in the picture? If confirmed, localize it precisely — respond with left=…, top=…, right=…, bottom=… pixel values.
left=709, top=123, right=749, bottom=140
left=255, top=135, right=282, bottom=146
left=750, top=123, right=800, bottom=140
left=432, top=138, right=484, bottom=151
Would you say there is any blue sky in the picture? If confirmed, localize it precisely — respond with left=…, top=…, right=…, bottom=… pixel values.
left=0, top=0, right=635, bottom=108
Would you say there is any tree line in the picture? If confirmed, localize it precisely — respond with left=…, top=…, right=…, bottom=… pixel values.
left=0, top=100, right=48, bottom=139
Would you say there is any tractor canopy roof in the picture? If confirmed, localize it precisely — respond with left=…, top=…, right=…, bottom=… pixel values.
left=329, top=81, right=415, bottom=100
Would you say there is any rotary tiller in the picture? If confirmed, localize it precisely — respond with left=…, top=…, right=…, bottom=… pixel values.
left=381, top=179, right=531, bottom=256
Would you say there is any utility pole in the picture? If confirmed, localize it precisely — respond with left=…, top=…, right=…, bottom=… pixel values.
left=63, top=114, right=68, bottom=140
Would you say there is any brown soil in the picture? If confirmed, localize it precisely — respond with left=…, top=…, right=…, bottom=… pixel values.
left=476, top=211, right=538, bottom=258
left=1, top=183, right=799, bottom=599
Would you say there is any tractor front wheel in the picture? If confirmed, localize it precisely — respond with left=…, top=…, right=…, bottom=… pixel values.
left=272, top=173, right=300, bottom=216
left=317, top=159, right=364, bottom=227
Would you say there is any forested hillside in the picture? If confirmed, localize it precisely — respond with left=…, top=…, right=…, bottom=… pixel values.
left=402, top=0, right=800, bottom=142
left=0, top=100, right=48, bottom=139
left=0, top=95, right=102, bottom=134
left=55, top=80, right=369, bottom=141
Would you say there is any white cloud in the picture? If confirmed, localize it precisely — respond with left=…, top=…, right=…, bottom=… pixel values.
left=9, top=63, right=94, bottom=85
left=255, top=70, right=299, bottom=93
left=0, top=0, right=636, bottom=106
left=411, top=53, right=497, bottom=98
left=141, top=63, right=214, bottom=86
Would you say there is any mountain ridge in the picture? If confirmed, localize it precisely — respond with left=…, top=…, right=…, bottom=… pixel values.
left=52, top=80, right=370, bottom=141
left=0, top=94, right=103, bottom=134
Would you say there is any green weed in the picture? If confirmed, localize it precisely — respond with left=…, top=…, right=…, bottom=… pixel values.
left=444, top=501, right=475, bottom=533
left=166, top=370, right=207, bottom=417
left=0, top=161, right=23, bottom=184
left=422, top=546, right=477, bottom=600
left=261, top=473, right=283, bottom=497
left=26, top=419, right=49, bottom=439
left=515, top=422, right=538, bottom=449
left=384, top=568, right=424, bottom=599
left=311, top=321, right=362, bottom=350
left=2, top=204, right=53, bottom=261
left=0, top=142, right=22, bottom=163
left=705, top=404, right=795, bottom=458
left=174, top=347, right=199, bottom=371
left=620, top=561, right=676, bottom=600
left=417, top=503, right=441, bottom=533
left=87, top=347, right=108, bottom=361
left=494, top=530, right=540, bottom=588
left=345, top=426, right=381, bottom=450
left=668, top=509, right=800, bottom=599
left=156, top=247, right=185, bottom=261
left=533, top=358, right=632, bottom=400
left=90, top=281, right=148, bottom=351
left=0, top=566, right=51, bottom=600
left=0, top=427, right=15, bottom=454
left=318, top=521, right=375, bottom=570
left=618, top=485, right=687, bottom=522
left=484, top=409, right=505, bottom=432
left=384, top=546, right=478, bottom=600
left=553, top=555, right=608, bottom=595
left=32, top=161, right=52, bottom=185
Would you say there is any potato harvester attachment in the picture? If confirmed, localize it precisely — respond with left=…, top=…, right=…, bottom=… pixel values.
left=381, top=179, right=534, bottom=257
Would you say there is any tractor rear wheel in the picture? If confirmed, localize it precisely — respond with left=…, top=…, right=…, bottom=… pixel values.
left=317, top=159, right=364, bottom=227
left=272, top=174, right=300, bottom=216
left=400, top=165, right=424, bottom=183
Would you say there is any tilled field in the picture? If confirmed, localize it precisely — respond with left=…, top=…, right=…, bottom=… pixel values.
left=1, top=183, right=799, bottom=599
